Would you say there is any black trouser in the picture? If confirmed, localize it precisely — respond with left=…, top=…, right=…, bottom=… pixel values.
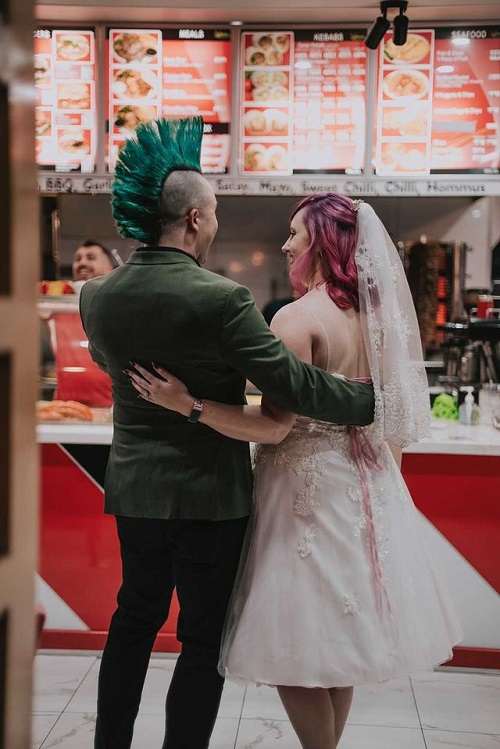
left=94, top=514, right=248, bottom=749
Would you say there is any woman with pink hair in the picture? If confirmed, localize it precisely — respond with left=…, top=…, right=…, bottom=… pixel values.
left=128, top=194, right=460, bottom=749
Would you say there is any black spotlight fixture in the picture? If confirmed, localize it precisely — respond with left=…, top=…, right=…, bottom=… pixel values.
left=392, top=3, right=409, bottom=45
left=365, top=0, right=409, bottom=50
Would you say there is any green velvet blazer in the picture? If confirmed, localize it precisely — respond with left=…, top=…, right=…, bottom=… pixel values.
left=80, top=247, right=374, bottom=520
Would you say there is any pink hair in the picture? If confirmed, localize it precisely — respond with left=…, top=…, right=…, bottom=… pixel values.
left=289, top=193, right=359, bottom=311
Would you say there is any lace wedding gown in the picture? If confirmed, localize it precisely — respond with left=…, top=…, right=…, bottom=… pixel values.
left=219, top=288, right=461, bottom=688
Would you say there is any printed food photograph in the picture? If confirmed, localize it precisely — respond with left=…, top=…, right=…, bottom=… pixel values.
left=112, top=68, right=158, bottom=99
left=57, top=128, right=91, bottom=155
left=112, top=32, right=159, bottom=63
left=35, top=110, right=52, bottom=137
left=244, top=31, right=292, bottom=67
left=34, top=54, right=51, bottom=85
left=243, top=142, right=288, bottom=172
left=383, top=69, right=429, bottom=100
left=57, top=82, right=91, bottom=109
left=380, top=142, right=428, bottom=172
left=114, top=104, right=157, bottom=131
left=55, top=33, right=91, bottom=62
left=244, top=70, right=290, bottom=102
left=243, top=108, right=289, bottom=136
left=384, top=33, right=431, bottom=65
left=381, top=102, right=428, bottom=136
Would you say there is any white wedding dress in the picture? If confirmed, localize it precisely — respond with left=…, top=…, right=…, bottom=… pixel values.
left=219, top=287, right=462, bottom=688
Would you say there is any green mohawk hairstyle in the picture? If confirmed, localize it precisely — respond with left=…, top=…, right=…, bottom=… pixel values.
left=111, top=116, right=204, bottom=245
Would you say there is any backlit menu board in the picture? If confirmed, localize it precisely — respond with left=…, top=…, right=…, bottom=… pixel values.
left=241, top=31, right=293, bottom=175
left=375, top=30, right=434, bottom=175
left=241, top=29, right=367, bottom=175
left=293, top=30, right=367, bottom=173
left=431, top=27, right=500, bottom=173
left=34, top=28, right=97, bottom=172
left=375, top=26, right=500, bottom=175
left=107, top=28, right=231, bottom=173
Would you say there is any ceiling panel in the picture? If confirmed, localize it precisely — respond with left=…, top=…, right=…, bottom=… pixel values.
left=36, top=0, right=500, bottom=24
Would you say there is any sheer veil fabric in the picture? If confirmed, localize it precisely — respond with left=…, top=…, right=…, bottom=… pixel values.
left=355, top=202, right=431, bottom=448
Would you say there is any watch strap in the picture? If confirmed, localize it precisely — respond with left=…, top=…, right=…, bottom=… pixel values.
left=187, top=398, right=204, bottom=423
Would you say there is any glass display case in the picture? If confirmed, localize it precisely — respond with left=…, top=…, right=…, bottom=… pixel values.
left=38, top=291, right=113, bottom=423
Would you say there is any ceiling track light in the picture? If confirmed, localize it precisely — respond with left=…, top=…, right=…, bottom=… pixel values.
left=365, top=0, right=409, bottom=50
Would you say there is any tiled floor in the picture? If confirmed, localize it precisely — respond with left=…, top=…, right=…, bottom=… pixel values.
left=33, top=653, right=500, bottom=748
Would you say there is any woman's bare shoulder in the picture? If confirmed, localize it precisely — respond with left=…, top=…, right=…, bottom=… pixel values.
left=270, top=299, right=315, bottom=363
left=270, top=298, right=315, bottom=330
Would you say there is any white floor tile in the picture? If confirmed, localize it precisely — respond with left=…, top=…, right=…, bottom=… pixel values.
left=209, top=718, right=241, bottom=749
left=411, top=672, right=500, bottom=734
left=236, top=718, right=302, bottom=748
left=241, top=683, right=289, bottom=720
left=137, top=658, right=176, bottom=715
left=32, top=654, right=500, bottom=749
left=348, top=677, right=420, bottom=728
left=219, top=680, right=247, bottom=719
left=130, top=713, right=164, bottom=748
left=130, top=714, right=239, bottom=748
left=341, top=724, right=427, bottom=748
left=32, top=714, right=60, bottom=749
left=34, top=656, right=96, bottom=713
left=66, top=656, right=177, bottom=715
left=64, top=659, right=99, bottom=713
left=424, top=731, right=500, bottom=749
left=40, top=712, right=96, bottom=749
left=65, top=655, right=245, bottom=720
left=39, top=711, right=238, bottom=749
left=237, top=719, right=427, bottom=749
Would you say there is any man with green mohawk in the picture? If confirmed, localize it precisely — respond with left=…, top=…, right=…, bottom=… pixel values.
left=80, top=116, right=374, bottom=749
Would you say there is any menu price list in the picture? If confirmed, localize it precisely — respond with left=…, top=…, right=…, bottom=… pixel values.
left=375, top=26, right=500, bottom=175
left=241, top=30, right=367, bottom=175
left=107, top=28, right=231, bottom=174
left=293, top=30, right=366, bottom=173
left=431, top=27, right=500, bottom=173
left=34, top=28, right=97, bottom=172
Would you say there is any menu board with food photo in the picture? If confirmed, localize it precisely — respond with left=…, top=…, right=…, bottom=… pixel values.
left=241, top=31, right=294, bottom=175
left=292, top=30, right=367, bottom=173
left=240, top=30, right=367, bottom=175
left=375, top=30, right=434, bottom=175
left=107, top=27, right=231, bottom=174
left=34, top=28, right=97, bottom=172
left=430, top=26, right=500, bottom=173
left=108, top=27, right=162, bottom=169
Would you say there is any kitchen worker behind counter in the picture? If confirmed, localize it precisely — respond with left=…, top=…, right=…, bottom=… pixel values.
left=47, top=239, right=115, bottom=407
left=72, top=240, right=115, bottom=285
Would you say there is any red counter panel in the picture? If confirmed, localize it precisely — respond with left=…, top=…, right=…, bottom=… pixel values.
left=403, top=453, right=500, bottom=593
left=39, top=443, right=500, bottom=667
left=39, top=443, right=180, bottom=652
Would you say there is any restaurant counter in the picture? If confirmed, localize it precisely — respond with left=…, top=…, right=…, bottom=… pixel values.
left=37, top=420, right=500, bottom=453
left=37, top=419, right=500, bottom=668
